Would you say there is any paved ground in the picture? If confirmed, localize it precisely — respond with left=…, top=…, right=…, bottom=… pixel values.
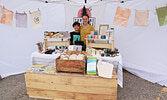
left=0, top=70, right=167, bottom=100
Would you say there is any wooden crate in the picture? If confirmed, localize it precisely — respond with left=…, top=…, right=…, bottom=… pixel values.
left=56, top=56, right=86, bottom=74
left=25, top=70, right=118, bottom=100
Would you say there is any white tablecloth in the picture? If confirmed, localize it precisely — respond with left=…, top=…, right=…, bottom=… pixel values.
left=31, top=52, right=123, bottom=87
left=31, top=52, right=60, bottom=66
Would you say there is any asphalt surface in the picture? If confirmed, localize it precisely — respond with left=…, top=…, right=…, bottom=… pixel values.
left=0, top=70, right=167, bottom=100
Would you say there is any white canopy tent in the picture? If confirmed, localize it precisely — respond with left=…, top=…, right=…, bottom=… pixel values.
left=0, top=0, right=167, bottom=86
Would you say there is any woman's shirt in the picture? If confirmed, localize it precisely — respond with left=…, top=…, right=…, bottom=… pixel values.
left=80, top=25, right=95, bottom=44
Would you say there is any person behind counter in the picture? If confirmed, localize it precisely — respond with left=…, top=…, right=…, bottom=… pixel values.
left=70, top=22, right=81, bottom=45
left=80, top=15, right=95, bottom=45
left=70, top=22, right=85, bottom=50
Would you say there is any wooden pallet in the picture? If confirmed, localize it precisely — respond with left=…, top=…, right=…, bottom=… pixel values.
left=25, top=69, right=118, bottom=100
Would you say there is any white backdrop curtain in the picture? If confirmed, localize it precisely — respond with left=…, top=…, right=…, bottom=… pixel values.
left=104, top=0, right=167, bottom=86
left=0, top=0, right=65, bottom=77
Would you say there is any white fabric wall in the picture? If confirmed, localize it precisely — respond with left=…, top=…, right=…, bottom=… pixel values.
left=0, top=0, right=65, bottom=77
left=0, top=0, right=167, bottom=86
left=104, top=0, right=167, bottom=86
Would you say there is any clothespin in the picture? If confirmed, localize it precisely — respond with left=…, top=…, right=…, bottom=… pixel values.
left=3, top=5, right=5, bottom=9
left=166, top=4, right=167, bottom=6
left=38, top=8, right=40, bottom=11
left=24, top=11, right=26, bottom=14
left=16, top=10, right=18, bottom=13
left=29, top=10, right=31, bottom=14
left=155, top=6, right=157, bottom=9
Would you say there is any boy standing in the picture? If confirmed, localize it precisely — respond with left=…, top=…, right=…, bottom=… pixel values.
left=70, top=22, right=81, bottom=45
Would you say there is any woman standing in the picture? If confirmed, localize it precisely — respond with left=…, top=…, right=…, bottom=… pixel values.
left=80, top=15, right=95, bottom=45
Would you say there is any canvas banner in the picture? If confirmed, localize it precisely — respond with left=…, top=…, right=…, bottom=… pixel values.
left=156, top=6, right=167, bottom=26
left=134, top=9, right=149, bottom=26
left=15, top=12, right=27, bottom=28
left=65, top=3, right=106, bottom=30
left=0, top=8, right=13, bottom=26
left=113, top=7, right=131, bottom=27
left=30, top=10, right=43, bottom=29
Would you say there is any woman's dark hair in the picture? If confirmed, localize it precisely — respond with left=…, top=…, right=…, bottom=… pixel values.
left=81, top=6, right=90, bottom=24
left=82, top=14, right=89, bottom=19
left=72, top=22, right=80, bottom=27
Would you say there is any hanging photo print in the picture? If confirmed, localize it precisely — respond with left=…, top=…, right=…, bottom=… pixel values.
left=134, top=9, right=149, bottom=26
left=156, top=6, right=167, bottom=26
left=0, top=7, right=13, bottom=26
left=30, top=9, right=43, bottom=29
left=15, top=12, right=27, bottom=28
left=113, top=7, right=131, bottom=27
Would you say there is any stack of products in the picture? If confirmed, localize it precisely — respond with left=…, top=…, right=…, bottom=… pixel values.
left=86, top=48, right=104, bottom=56
left=68, top=45, right=82, bottom=51
left=44, top=46, right=68, bottom=54
left=102, top=48, right=119, bottom=57
left=85, top=28, right=114, bottom=40
left=44, top=31, right=69, bottom=39
left=27, top=65, right=56, bottom=74
left=86, top=48, right=119, bottom=57
left=56, top=51, right=86, bottom=74
left=60, top=53, right=85, bottom=60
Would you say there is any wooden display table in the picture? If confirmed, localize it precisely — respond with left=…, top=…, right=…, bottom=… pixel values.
left=85, top=38, right=115, bottom=51
left=25, top=70, right=118, bottom=100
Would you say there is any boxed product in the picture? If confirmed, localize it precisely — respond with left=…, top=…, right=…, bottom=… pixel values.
left=87, top=57, right=97, bottom=75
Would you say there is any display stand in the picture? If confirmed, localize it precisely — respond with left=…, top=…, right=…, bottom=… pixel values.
left=44, top=37, right=70, bottom=51
left=25, top=69, right=118, bottom=100
left=85, top=38, right=115, bottom=51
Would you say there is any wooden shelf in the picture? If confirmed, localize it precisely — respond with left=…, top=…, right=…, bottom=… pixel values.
left=44, top=37, right=70, bottom=40
left=86, top=38, right=115, bottom=50
left=85, top=38, right=115, bottom=41
left=44, top=38, right=70, bottom=51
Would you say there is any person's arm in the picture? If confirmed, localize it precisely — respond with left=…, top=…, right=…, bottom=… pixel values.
left=70, top=32, right=73, bottom=45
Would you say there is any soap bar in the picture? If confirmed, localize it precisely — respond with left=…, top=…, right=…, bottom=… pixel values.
left=69, top=54, right=77, bottom=60
left=77, top=56, right=83, bottom=60
left=63, top=57, right=68, bottom=60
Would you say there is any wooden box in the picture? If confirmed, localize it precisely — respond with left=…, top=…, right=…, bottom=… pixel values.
left=56, top=55, right=86, bottom=74
left=25, top=69, right=118, bottom=100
